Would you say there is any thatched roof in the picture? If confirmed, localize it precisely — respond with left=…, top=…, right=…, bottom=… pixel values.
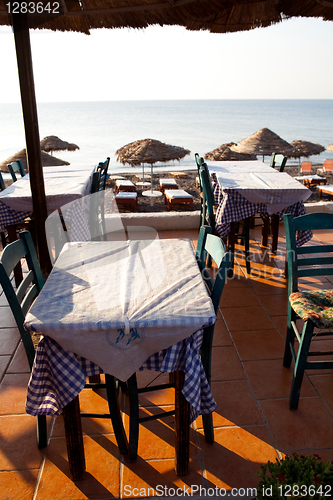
left=230, top=128, right=296, bottom=157
left=328, top=143, right=333, bottom=152
left=40, top=135, right=79, bottom=153
left=204, top=142, right=257, bottom=161
left=289, top=140, right=325, bottom=158
left=116, top=138, right=190, bottom=166
left=0, top=149, right=69, bottom=173
left=1, top=1, right=333, bottom=35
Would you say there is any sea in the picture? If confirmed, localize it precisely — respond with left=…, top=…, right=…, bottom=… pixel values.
left=1, top=99, right=333, bottom=178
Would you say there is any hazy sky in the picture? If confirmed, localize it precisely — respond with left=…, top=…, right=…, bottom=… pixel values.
left=1, top=15, right=332, bottom=103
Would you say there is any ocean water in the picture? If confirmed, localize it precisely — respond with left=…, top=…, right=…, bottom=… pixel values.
left=1, top=99, right=333, bottom=176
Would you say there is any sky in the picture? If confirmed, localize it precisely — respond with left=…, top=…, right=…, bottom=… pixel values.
left=0, top=15, right=333, bottom=103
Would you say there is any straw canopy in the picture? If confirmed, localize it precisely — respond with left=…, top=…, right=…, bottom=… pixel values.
left=205, top=142, right=257, bottom=161
left=1, top=1, right=333, bottom=35
left=0, top=149, right=69, bottom=173
left=289, top=140, right=325, bottom=158
left=328, top=144, right=333, bottom=152
left=40, top=135, right=79, bottom=153
left=116, top=139, right=190, bottom=166
left=230, top=128, right=296, bottom=157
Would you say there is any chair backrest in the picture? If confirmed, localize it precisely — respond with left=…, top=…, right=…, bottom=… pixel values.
left=8, top=160, right=25, bottom=182
left=196, top=225, right=233, bottom=313
left=283, top=213, right=333, bottom=297
left=323, top=159, right=333, bottom=173
left=89, top=169, right=106, bottom=240
left=0, top=230, right=44, bottom=369
left=300, top=161, right=312, bottom=174
left=0, top=171, right=5, bottom=191
left=199, top=164, right=215, bottom=230
left=96, top=157, right=110, bottom=191
left=270, top=153, right=287, bottom=172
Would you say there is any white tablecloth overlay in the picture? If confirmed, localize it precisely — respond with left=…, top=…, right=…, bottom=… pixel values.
left=24, top=239, right=216, bottom=382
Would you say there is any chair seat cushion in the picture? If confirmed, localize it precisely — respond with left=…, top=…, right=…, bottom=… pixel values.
left=290, top=290, right=333, bottom=328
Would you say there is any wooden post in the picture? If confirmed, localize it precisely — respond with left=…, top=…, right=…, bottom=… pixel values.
left=10, top=8, right=52, bottom=275
left=62, top=397, right=86, bottom=481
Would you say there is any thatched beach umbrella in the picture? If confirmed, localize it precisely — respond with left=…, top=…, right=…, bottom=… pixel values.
left=40, top=135, right=79, bottom=155
left=328, top=144, right=333, bottom=152
left=204, top=142, right=257, bottom=161
left=116, top=138, right=190, bottom=195
left=0, top=148, right=69, bottom=173
left=230, top=128, right=296, bottom=160
left=289, top=140, right=325, bottom=158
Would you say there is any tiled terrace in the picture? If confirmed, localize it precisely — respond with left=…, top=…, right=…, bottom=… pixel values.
left=1, top=224, right=333, bottom=499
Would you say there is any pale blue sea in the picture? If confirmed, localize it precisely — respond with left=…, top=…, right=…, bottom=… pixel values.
left=1, top=100, right=333, bottom=177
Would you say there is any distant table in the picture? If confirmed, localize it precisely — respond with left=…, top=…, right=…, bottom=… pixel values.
left=0, top=164, right=95, bottom=233
left=206, top=161, right=312, bottom=250
left=24, top=238, right=216, bottom=478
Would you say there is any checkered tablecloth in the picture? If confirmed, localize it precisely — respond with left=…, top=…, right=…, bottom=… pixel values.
left=0, top=202, right=31, bottom=232
left=26, top=328, right=216, bottom=423
left=210, top=173, right=312, bottom=247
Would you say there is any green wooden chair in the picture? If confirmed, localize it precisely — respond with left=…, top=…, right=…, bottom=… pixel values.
left=0, top=171, right=7, bottom=248
left=89, top=169, right=107, bottom=240
left=96, top=157, right=110, bottom=192
left=195, top=153, right=206, bottom=227
left=8, top=160, right=26, bottom=182
left=112, top=225, right=233, bottom=470
left=195, top=225, right=233, bottom=442
left=0, top=230, right=47, bottom=448
left=270, top=153, right=287, bottom=172
left=283, top=212, right=333, bottom=410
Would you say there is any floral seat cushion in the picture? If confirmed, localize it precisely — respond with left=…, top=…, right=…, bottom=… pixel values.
left=290, top=290, right=333, bottom=329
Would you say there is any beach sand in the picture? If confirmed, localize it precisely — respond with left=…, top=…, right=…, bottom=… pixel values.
left=105, top=165, right=333, bottom=214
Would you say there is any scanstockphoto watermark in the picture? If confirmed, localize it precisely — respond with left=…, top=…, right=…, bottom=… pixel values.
left=123, top=484, right=257, bottom=497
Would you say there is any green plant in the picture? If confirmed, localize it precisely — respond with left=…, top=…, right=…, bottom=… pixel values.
left=257, top=453, right=333, bottom=499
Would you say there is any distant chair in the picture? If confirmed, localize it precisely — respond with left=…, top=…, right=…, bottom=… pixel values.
left=96, top=157, right=110, bottom=191
left=7, top=160, right=26, bottom=182
left=322, top=158, right=333, bottom=173
left=270, top=153, right=287, bottom=172
left=300, top=161, right=312, bottom=175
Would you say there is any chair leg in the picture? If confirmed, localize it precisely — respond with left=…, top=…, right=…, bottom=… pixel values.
left=37, top=414, right=47, bottom=449
left=244, top=217, right=251, bottom=274
left=271, top=214, right=279, bottom=253
left=174, top=371, right=190, bottom=476
left=105, top=374, right=128, bottom=456
left=289, top=321, right=314, bottom=410
left=283, top=307, right=296, bottom=368
left=202, top=413, right=214, bottom=444
left=261, top=217, right=270, bottom=247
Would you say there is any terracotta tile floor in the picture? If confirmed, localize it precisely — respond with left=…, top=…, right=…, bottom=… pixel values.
left=1, top=225, right=333, bottom=499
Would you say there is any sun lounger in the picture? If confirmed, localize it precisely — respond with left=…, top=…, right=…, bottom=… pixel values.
left=317, top=185, right=333, bottom=199
left=115, top=180, right=136, bottom=194
left=164, top=189, right=193, bottom=210
left=159, top=178, right=178, bottom=192
left=294, top=175, right=327, bottom=188
left=115, top=192, right=138, bottom=210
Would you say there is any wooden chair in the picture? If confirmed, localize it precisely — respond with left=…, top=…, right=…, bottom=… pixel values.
left=300, top=161, right=312, bottom=174
left=322, top=158, right=333, bottom=173
left=270, top=152, right=287, bottom=172
left=0, top=171, right=8, bottom=248
left=0, top=230, right=128, bottom=469
left=96, top=157, right=110, bottom=191
left=195, top=226, right=233, bottom=442
left=195, top=153, right=206, bottom=227
left=7, top=160, right=26, bottom=182
left=111, top=225, right=233, bottom=473
left=283, top=212, right=333, bottom=410
left=0, top=230, right=47, bottom=448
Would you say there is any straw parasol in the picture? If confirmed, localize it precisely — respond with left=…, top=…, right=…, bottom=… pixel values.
left=0, top=148, right=69, bottom=173
left=116, top=138, right=190, bottom=198
left=328, top=144, right=333, bottom=152
left=289, top=140, right=325, bottom=158
left=204, top=142, right=257, bottom=161
left=40, top=135, right=79, bottom=155
left=230, top=128, right=296, bottom=160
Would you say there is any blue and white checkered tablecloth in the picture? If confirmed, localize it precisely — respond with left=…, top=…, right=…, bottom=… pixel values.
left=26, top=328, right=216, bottom=423
left=210, top=173, right=312, bottom=247
left=0, top=201, right=31, bottom=232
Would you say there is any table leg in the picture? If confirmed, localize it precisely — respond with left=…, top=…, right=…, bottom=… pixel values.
left=261, top=218, right=269, bottom=247
left=174, top=370, right=189, bottom=476
left=7, top=224, right=23, bottom=286
left=271, top=214, right=280, bottom=254
left=62, top=396, right=86, bottom=481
